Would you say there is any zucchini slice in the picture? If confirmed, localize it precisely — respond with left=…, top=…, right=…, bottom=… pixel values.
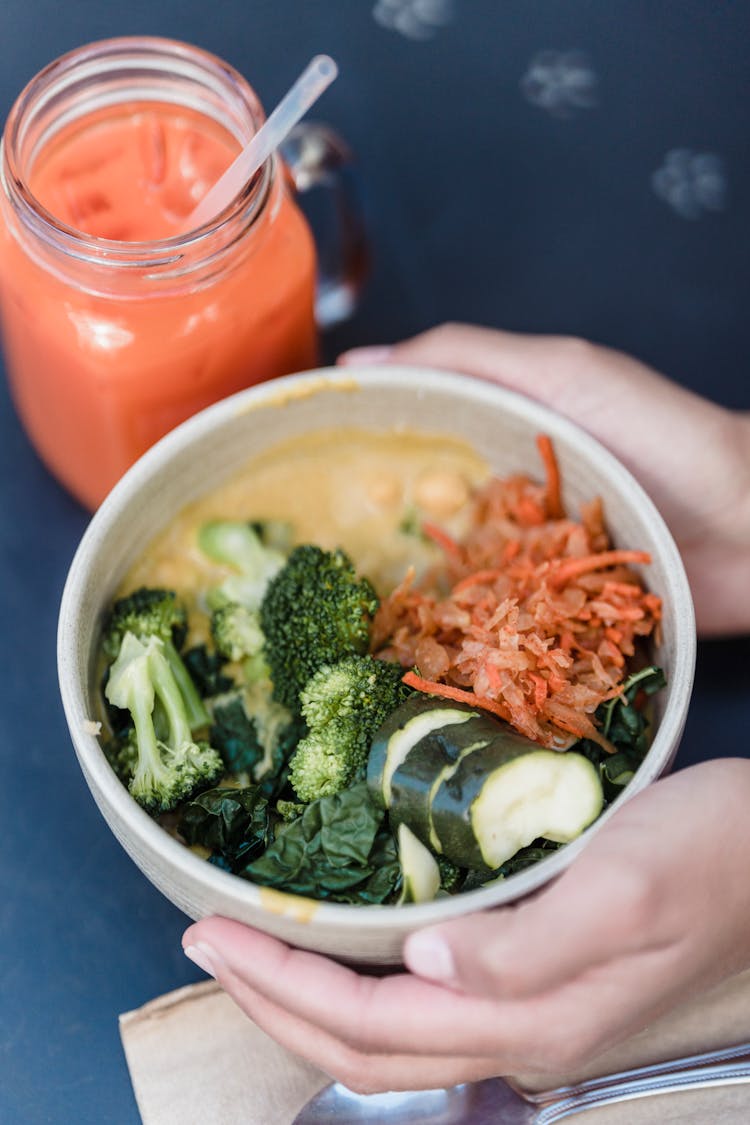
left=391, top=732, right=491, bottom=851
left=367, top=696, right=477, bottom=808
left=431, top=739, right=604, bottom=870
left=397, top=823, right=441, bottom=904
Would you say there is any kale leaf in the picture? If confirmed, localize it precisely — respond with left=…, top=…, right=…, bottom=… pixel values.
left=580, top=665, right=667, bottom=800
left=240, top=781, right=397, bottom=903
left=211, top=697, right=266, bottom=775
left=180, top=786, right=271, bottom=869
left=183, top=644, right=234, bottom=698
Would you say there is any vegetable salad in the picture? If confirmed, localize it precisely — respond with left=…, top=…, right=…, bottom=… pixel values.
left=97, top=435, right=664, bottom=905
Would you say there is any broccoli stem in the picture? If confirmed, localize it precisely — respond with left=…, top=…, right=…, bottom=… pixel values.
left=163, top=638, right=209, bottom=731
left=127, top=648, right=174, bottom=798
left=151, top=643, right=195, bottom=748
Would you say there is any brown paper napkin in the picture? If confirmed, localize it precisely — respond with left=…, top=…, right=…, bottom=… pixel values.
left=120, top=972, right=750, bottom=1124
left=119, top=980, right=328, bottom=1124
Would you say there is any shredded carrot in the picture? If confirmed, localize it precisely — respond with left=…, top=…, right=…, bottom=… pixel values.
left=549, top=550, right=652, bottom=588
left=373, top=436, right=662, bottom=752
left=536, top=434, right=564, bottom=519
left=402, top=671, right=512, bottom=722
left=452, top=568, right=506, bottom=595
left=421, top=521, right=463, bottom=560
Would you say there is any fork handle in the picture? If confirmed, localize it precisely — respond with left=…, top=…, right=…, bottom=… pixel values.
left=521, top=1040, right=750, bottom=1106
left=534, top=1060, right=750, bottom=1124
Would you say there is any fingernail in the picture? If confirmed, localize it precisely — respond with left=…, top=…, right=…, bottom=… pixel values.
left=184, top=942, right=221, bottom=979
left=404, top=931, right=455, bottom=982
left=338, top=345, right=393, bottom=366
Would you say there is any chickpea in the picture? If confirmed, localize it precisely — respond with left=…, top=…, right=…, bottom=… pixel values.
left=149, top=558, right=185, bottom=587
left=414, top=469, right=469, bottom=517
left=366, top=473, right=403, bottom=509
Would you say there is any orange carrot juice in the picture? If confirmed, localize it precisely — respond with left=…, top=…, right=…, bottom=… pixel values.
left=0, top=40, right=318, bottom=509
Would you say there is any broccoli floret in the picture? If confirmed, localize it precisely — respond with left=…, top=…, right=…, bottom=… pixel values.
left=198, top=520, right=286, bottom=611
left=242, top=649, right=272, bottom=685
left=275, top=798, right=306, bottom=822
left=102, top=587, right=209, bottom=731
left=437, top=857, right=464, bottom=894
left=289, top=655, right=411, bottom=802
left=105, top=632, right=223, bottom=813
left=210, top=603, right=265, bottom=663
left=102, top=587, right=187, bottom=658
left=288, top=721, right=355, bottom=803
left=103, top=728, right=139, bottom=784
left=260, top=546, right=379, bottom=711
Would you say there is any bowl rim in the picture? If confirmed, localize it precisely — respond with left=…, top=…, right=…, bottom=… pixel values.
left=57, top=364, right=696, bottom=929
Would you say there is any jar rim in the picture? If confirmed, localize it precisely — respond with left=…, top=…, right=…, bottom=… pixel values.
left=1, top=35, right=272, bottom=267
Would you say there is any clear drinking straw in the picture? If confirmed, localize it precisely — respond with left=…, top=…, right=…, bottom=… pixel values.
left=185, top=54, right=338, bottom=231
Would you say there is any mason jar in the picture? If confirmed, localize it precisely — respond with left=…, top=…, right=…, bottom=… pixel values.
left=0, top=37, right=365, bottom=508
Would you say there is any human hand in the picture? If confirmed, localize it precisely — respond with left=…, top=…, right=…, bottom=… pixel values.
left=340, top=325, right=750, bottom=636
left=183, top=758, right=750, bottom=1093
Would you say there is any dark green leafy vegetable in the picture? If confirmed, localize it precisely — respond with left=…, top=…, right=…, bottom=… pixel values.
left=497, top=839, right=562, bottom=878
left=180, top=786, right=271, bottom=860
left=241, top=781, right=395, bottom=901
left=211, top=696, right=265, bottom=776
left=336, top=828, right=401, bottom=905
left=580, top=666, right=666, bottom=799
left=210, top=687, right=303, bottom=800
left=461, top=839, right=562, bottom=891
left=601, top=665, right=666, bottom=749
left=183, top=644, right=234, bottom=698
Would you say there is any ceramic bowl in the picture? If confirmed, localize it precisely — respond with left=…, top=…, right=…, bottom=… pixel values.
left=58, top=366, right=696, bottom=964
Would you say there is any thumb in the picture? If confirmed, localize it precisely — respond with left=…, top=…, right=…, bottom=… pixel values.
left=338, top=322, right=724, bottom=525
left=403, top=849, right=648, bottom=1000
left=338, top=322, right=706, bottom=457
left=339, top=322, right=634, bottom=421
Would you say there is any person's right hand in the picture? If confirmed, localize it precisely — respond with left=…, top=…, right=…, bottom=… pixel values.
left=340, top=324, right=750, bottom=636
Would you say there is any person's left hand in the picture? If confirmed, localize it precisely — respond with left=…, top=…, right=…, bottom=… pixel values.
left=183, top=758, right=750, bottom=1093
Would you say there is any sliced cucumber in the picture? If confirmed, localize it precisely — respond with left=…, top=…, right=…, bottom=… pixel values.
left=432, top=739, right=604, bottom=870
left=367, top=696, right=477, bottom=808
left=397, top=823, right=441, bottom=904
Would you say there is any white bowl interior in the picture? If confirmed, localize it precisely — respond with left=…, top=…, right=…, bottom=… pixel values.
left=58, top=367, right=696, bottom=963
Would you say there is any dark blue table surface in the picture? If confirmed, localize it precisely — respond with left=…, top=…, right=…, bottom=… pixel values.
left=1, top=3, right=748, bottom=1121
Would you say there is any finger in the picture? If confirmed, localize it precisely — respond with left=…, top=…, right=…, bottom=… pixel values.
left=182, top=918, right=539, bottom=1058
left=339, top=323, right=712, bottom=480
left=405, top=827, right=668, bottom=999
left=218, top=965, right=504, bottom=1093
left=192, top=925, right=696, bottom=1079
left=340, top=323, right=615, bottom=411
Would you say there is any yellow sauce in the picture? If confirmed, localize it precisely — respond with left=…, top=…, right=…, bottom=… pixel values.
left=123, top=427, right=489, bottom=627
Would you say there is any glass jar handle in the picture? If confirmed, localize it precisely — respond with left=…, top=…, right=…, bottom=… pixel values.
left=280, top=122, right=369, bottom=329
